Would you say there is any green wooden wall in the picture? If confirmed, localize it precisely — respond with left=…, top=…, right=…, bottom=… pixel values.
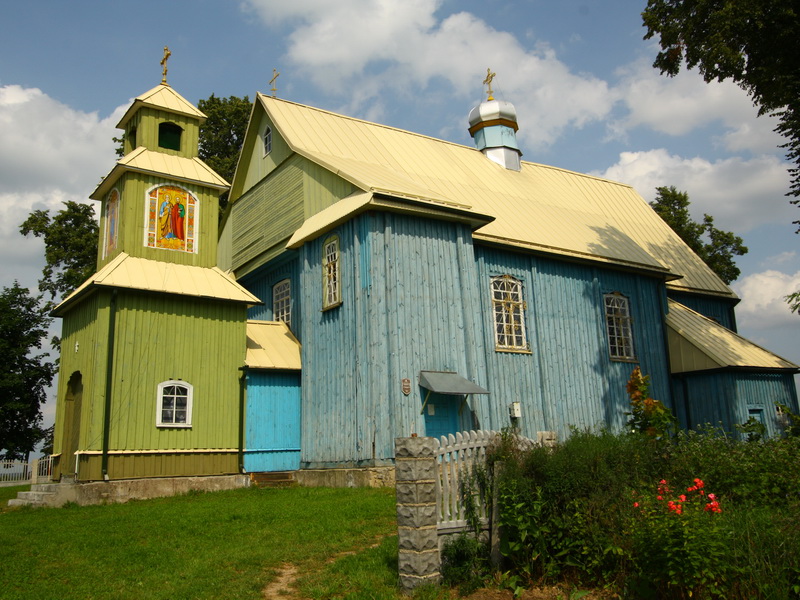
left=97, top=171, right=220, bottom=269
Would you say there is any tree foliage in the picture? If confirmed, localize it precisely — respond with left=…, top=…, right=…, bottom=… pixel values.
left=651, top=186, right=748, bottom=284
left=198, top=94, right=251, bottom=207
left=0, top=283, right=55, bottom=460
left=20, top=201, right=99, bottom=303
left=642, top=0, right=800, bottom=228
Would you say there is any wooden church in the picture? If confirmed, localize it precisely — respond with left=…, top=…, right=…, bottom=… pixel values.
left=50, top=65, right=799, bottom=483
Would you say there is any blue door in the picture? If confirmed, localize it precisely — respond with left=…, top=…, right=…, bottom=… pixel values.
left=424, top=393, right=462, bottom=440
left=244, top=372, right=301, bottom=471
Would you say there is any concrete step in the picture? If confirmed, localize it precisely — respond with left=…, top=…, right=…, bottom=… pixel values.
left=31, top=483, right=60, bottom=493
left=249, top=471, right=297, bottom=488
left=7, top=498, right=46, bottom=508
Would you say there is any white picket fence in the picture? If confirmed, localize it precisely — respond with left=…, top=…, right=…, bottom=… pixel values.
left=433, top=430, right=537, bottom=533
left=0, top=456, right=53, bottom=485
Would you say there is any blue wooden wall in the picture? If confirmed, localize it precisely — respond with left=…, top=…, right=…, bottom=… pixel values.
left=284, top=210, right=676, bottom=467
left=476, top=247, right=672, bottom=441
left=668, top=290, right=738, bottom=332
left=674, top=370, right=799, bottom=437
left=242, top=253, right=301, bottom=338
left=297, top=212, right=487, bottom=467
left=244, top=371, right=301, bottom=471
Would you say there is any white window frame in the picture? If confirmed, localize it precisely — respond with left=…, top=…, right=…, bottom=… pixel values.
left=273, top=278, right=291, bottom=328
left=491, top=275, right=528, bottom=351
left=156, top=380, right=193, bottom=428
left=604, top=293, right=635, bottom=360
left=322, top=235, right=341, bottom=309
left=263, top=126, right=272, bottom=155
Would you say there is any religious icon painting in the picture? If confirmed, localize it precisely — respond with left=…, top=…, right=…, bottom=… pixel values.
left=145, top=184, right=198, bottom=253
left=104, top=188, right=120, bottom=258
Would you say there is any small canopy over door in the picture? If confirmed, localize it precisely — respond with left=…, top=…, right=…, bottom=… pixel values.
left=419, top=371, right=489, bottom=439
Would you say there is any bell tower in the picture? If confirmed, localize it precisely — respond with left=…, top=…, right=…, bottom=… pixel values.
left=91, top=47, right=228, bottom=269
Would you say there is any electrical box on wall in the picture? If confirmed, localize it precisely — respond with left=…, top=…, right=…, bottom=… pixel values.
left=509, top=401, right=522, bottom=419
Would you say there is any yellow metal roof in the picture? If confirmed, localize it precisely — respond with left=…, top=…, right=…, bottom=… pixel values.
left=91, top=147, right=230, bottom=200
left=256, top=95, right=735, bottom=296
left=53, top=253, right=261, bottom=316
left=245, top=320, right=302, bottom=370
left=116, top=84, right=206, bottom=129
left=666, top=300, right=798, bottom=373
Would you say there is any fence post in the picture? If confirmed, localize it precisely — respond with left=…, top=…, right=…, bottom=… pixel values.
left=395, top=436, right=440, bottom=593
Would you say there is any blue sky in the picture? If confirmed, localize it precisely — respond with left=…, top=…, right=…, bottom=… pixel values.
left=2, top=0, right=798, bottom=422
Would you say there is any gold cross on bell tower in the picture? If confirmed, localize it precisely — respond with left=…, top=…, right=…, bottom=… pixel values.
left=269, top=68, right=280, bottom=97
left=160, top=46, right=172, bottom=85
left=483, top=68, right=496, bottom=101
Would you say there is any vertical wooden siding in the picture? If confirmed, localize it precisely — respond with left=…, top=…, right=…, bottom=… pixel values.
left=106, top=291, right=246, bottom=452
left=97, top=171, right=220, bottom=269
left=241, top=257, right=301, bottom=340
left=244, top=371, right=302, bottom=471
left=668, top=291, right=738, bottom=331
left=298, top=212, right=487, bottom=467
left=476, top=247, right=672, bottom=441
left=54, top=293, right=106, bottom=454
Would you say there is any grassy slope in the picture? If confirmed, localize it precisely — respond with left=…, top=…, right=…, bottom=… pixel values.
left=1, top=486, right=400, bottom=600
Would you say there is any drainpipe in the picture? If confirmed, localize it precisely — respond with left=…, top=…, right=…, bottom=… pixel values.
left=238, top=366, right=247, bottom=474
left=101, top=290, right=118, bottom=481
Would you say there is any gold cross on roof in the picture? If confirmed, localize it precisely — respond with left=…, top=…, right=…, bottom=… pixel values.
left=483, top=68, right=496, bottom=101
left=160, top=46, right=172, bottom=85
left=269, top=68, right=280, bottom=97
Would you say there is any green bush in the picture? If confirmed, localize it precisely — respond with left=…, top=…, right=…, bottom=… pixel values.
left=440, top=533, right=490, bottom=595
left=489, top=428, right=800, bottom=598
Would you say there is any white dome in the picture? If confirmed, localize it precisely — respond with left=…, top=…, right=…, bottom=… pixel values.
left=468, top=100, right=518, bottom=128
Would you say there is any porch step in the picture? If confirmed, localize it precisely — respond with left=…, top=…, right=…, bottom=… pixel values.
left=7, top=485, right=58, bottom=508
left=249, top=471, right=296, bottom=488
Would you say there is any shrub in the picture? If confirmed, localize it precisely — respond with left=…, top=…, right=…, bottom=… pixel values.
left=440, top=533, right=490, bottom=596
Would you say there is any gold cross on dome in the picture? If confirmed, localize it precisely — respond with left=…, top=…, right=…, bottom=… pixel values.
left=483, top=68, right=496, bottom=101
left=269, top=68, right=280, bottom=97
left=160, top=46, right=172, bottom=84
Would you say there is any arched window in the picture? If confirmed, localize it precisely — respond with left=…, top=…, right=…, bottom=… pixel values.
left=604, top=293, right=635, bottom=360
left=156, top=380, right=193, bottom=427
left=273, top=279, right=291, bottom=327
left=263, top=126, right=272, bottom=155
left=158, top=122, right=182, bottom=151
left=322, top=235, right=341, bottom=309
left=491, top=275, right=528, bottom=351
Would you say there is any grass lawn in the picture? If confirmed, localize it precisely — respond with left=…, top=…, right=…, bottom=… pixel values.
left=0, top=486, right=423, bottom=600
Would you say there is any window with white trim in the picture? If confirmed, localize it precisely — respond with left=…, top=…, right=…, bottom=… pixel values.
left=322, top=235, right=341, bottom=309
left=273, top=279, right=291, bottom=327
left=157, top=381, right=193, bottom=427
left=491, top=275, right=528, bottom=351
left=604, top=293, right=635, bottom=360
left=263, top=126, right=272, bottom=155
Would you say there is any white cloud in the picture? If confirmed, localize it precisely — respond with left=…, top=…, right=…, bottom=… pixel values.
left=609, top=58, right=783, bottom=155
left=242, top=0, right=615, bottom=148
left=596, top=149, right=793, bottom=232
left=0, top=85, right=118, bottom=196
left=733, top=269, right=800, bottom=330
left=0, top=85, right=114, bottom=291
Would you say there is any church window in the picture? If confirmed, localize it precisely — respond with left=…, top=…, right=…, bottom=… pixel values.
left=604, top=293, right=635, bottom=360
left=491, top=275, right=528, bottom=351
left=263, top=127, right=272, bottom=155
left=128, top=126, right=137, bottom=150
left=158, top=122, right=182, bottom=151
left=145, top=184, right=198, bottom=253
left=156, top=381, right=193, bottom=427
left=322, top=235, right=341, bottom=309
left=104, top=188, right=120, bottom=258
left=273, top=279, right=291, bottom=327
